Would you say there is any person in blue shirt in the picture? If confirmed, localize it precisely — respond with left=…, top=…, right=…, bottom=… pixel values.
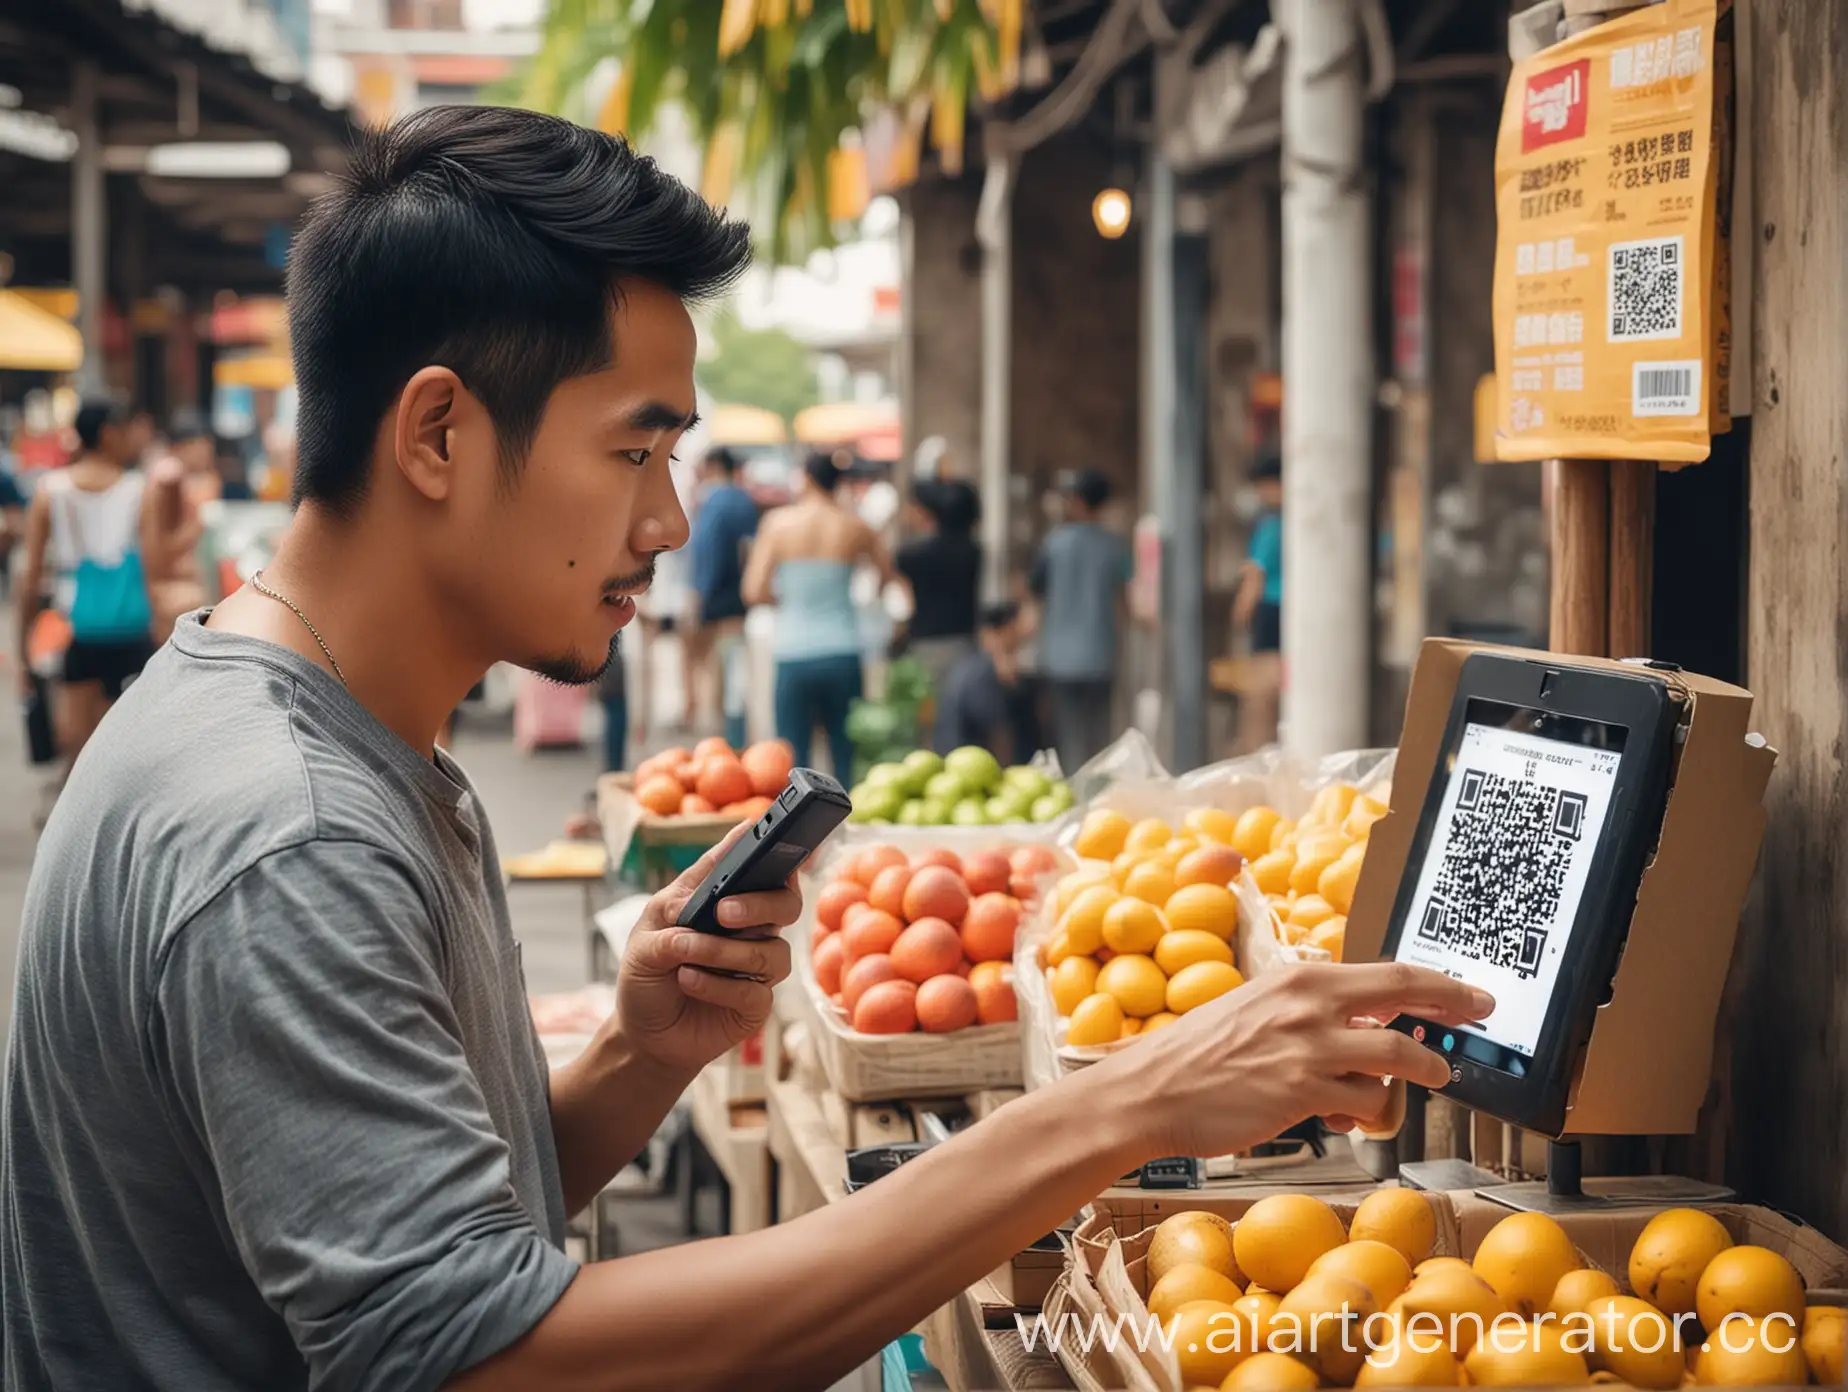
left=1233, top=449, right=1283, bottom=750
left=686, top=446, right=758, bottom=749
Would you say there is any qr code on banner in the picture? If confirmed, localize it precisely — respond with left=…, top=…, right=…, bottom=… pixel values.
left=1415, top=770, right=1587, bottom=979
left=1609, top=235, right=1684, bottom=341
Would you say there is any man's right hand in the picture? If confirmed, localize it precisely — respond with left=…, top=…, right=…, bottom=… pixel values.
left=1085, top=961, right=1493, bottom=1164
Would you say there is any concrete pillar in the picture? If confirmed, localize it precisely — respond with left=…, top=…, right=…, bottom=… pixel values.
left=72, top=59, right=107, bottom=395
left=976, top=155, right=1014, bottom=602
left=1168, top=198, right=1211, bottom=772
left=1278, top=0, right=1373, bottom=757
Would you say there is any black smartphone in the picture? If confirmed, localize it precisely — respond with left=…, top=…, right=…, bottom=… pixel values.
left=676, top=767, right=854, bottom=936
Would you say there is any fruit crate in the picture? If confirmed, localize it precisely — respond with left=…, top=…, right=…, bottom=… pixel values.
left=597, top=772, right=748, bottom=892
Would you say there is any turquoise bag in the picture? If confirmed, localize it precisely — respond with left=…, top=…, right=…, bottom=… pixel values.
left=60, top=484, right=153, bottom=643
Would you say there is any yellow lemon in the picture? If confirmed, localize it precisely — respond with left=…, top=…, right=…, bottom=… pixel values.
left=1057, top=884, right=1120, bottom=956
left=1472, top=1213, right=1581, bottom=1320
left=1318, top=841, right=1368, bottom=916
left=1234, top=1194, right=1347, bottom=1295
left=1097, top=953, right=1169, bottom=1018
left=1074, top=808, right=1132, bottom=860
left=1356, top=1315, right=1466, bottom=1388
left=1308, top=1239, right=1414, bottom=1307
left=1125, top=860, right=1178, bottom=907
left=1222, top=1351, right=1318, bottom=1392
left=1156, top=928, right=1236, bottom=976
left=1177, top=843, right=1249, bottom=889
left=1126, top=817, right=1173, bottom=852
left=1287, top=894, right=1337, bottom=930
left=1150, top=1212, right=1243, bottom=1284
left=1231, top=806, right=1283, bottom=861
left=1801, top=1306, right=1845, bottom=1384
left=1043, top=930, right=1072, bottom=968
left=1343, top=793, right=1389, bottom=841
left=1463, top=1316, right=1590, bottom=1387
left=1350, top=1189, right=1438, bottom=1268
left=1289, top=846, right=1344, bottom=897
left=1187, top=807, right=1242, bottom=845
left=1693, top=1316, right=1808, bottom=1386
left=1306, top=917, right=1346, bottom=960
left=1629, top=1208, right=1733, bottom=1319
left=1584, top=1294, right=1685, bottom=1390
left=1696, top=1246, right=1805, bottom=1335
left=1102, top=897, right=1168, bottom=954
left=1268, top=817, right=1298, bottom=852
left=1150, top=1263, right=1247, bottom=1324
left=1167, top=960, right=1244, bottom=1015
left=1054, top=864, right=1114, bottom=913
left=1164, top=1299, right=1251, bottom=1388
left=1251, top=850, right=1296, bottom=897
left=1065, top=991, right=1124, bottom=1046
left=1049, top=954, right=1102, bottom=1016
left=1143, top=1010, right=1182, bottom=1034
left=1167, top=882, right=1240, bottom=939
left=1548, top=1268, right=1621, bottom=1321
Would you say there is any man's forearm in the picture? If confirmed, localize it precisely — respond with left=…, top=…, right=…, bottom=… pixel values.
left=549, top=1022, right=696, bottom=1215
left=456, top=1062, right=1152, bottom=1392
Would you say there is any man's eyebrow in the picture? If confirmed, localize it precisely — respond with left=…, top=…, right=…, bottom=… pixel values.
left=624, top=401, right=700, bottom=433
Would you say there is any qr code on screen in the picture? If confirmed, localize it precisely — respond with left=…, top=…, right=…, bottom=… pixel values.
left=1609, top=235, right=1684, bottom=341
left=1414, top=770, right=1588, bottom=979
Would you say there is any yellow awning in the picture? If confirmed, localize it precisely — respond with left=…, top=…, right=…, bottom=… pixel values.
left=707, top=403, right=788, bottom=446
left=792, top=400, right=898, bottom=444
left=215, top=354, right=294, bottom=390
left=0, top=289, right=83, bottom=372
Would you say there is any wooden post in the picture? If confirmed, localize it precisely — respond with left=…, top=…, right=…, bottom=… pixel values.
left=1549, top=458, right=1611, bottom=656
left=1606, top=459, right=1656, bottom=658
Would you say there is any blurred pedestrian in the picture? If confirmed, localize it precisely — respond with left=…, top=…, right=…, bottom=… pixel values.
left=932, top=600, right=1038, bottom=763
left=13, top=396, right=154, bottom=771
left=686, top=445, right=756, bottom=748
left=1232, top=449, right=1284, bottom=751
left=1028, top=467, right=1132, bottom=774
left=896, top=479, right=981, bottom=702
left=743, top=451, right=890, bottom=777
left=142, top=408, right=221, bottom=644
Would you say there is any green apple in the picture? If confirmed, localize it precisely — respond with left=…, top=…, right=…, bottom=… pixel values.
left=1002, top=766, right=1052, bottom=801
left=920, top=797, right=954, bottom=825
left=924, top=770, right=968, bottom=803
left=897, top=799, right=927, bottom=826
left=855, top=784, right=906, bottom=823
left=1030, top=785, right=1076, bottom=822
left=945, top=746, right=1004, bottom=793
left=865, top=762, right=907, bottom=788
left=987, top=788, right=1034, bottom=822
left=902, top=748, right=945, bottom=781
left=950, top=798, right=991, bottom=827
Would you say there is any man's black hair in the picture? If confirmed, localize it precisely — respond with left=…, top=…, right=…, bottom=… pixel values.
left=74, top=397, right=130, bottom=453
left=704, top=446, right=741, bottom=477
left=1250, top=448, right=1282, bottom=482
left=1059, top=467, right=1111, bottom=512
left=286, top=105, right=752, bottom=514
left=979, top=600, right=1020, bottom=631
left=803, top=451, right=842, bottom=493
left=168, top=407, right=210, bottom=445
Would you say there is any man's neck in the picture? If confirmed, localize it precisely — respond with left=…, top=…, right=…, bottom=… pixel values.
left=217, top=507, right=486, bottom=755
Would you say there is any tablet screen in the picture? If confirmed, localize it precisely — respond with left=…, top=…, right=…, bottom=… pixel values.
left=1393, top=700, right=1625, bottom=1059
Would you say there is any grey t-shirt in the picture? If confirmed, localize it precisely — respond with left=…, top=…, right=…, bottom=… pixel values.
left=1028, top=522, right=1134, bottom=681
left=2, top=614, right=578, bottom=1391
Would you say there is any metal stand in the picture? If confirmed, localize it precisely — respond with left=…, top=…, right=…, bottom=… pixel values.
left=1491, top=1136, right=1734, bottom=1213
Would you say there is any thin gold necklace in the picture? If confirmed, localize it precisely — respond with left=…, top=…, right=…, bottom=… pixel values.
left=249, top=570, right=348, bottom=688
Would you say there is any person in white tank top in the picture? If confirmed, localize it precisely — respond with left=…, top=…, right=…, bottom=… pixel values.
left=14, top=397, right=156, bottom=773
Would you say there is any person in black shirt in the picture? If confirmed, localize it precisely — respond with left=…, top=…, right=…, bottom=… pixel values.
left=933, top=601, right=1040, bottom=762
left=895, top=480, right=981, bottom=702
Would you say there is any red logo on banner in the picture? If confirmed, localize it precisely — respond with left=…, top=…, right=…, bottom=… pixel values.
left=1522, top=59, right=1590, bottom=151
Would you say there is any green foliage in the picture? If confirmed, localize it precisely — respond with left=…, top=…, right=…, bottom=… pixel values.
left=697, top=311, right=820, bottom=424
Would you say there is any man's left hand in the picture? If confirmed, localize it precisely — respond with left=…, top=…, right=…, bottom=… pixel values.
left=618, top=824, right=800, bottom=1074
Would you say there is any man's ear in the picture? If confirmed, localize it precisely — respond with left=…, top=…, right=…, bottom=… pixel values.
left=394, top=366, right=468, bottom=502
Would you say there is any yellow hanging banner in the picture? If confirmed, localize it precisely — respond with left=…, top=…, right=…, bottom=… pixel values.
left=1492, top=0, right=1733, bottom=465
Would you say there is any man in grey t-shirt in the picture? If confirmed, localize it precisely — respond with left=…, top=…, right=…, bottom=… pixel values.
left=1028, top=468, right=1135, bottom=774
left=1, top=107, right=1489, bottom=1391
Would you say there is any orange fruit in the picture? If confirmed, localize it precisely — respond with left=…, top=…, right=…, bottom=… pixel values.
left=852, top=978, right=918, bottom=1033
left=1010, top=844, right=1061, bottom=876
left=1066, top=991, right=1124, bottom=1046
left=812, top=933, right=846, bottom=995
left=1154, top=928, right=1235, bottom=976
left=1176, top=843, right=1247, bottom=888
left=1287, top=894, right=1337, bottom=930
left=1096, top=953, right=1168, bottom=1018
left=1142, top=1010, right=1181, bottom=1034
left=695, top=756, right=753, bottom=810
left=841, top=953, right=899, bottom=1013
left=1250, top=850, right=1295, bottom=897
left=911, top=847, right=963, bottom=874
left=962, top=850, right=1013, bottom=896
left=1166, top=960, right=1243, bottom=1014
left=1184, top=807, right=1242, bottom=845
left=740, top=738, right=795, bottom=796
left=1268, top=817, right=1298, bottom=851
left=1232, top=806, right=1283, bottom=861
left=636, top=774, right=685, bottom=817
left=915, top=974, right=978, bottom=1032
left=1124, top=860, right=1176, bottom=906
left=1166, top=882, right=1240, bottom=940
left=842, top=908, right=905, bottom=961
left=1049, top=955, right=1101, bottom=1015
left=1057, top=884, right=1120, bottom=955
left=693, top=735, right=735, bottom=761
left=890, top=918, right=964, bottom=983
left=852, top=844, right=909, bottom=887
left=903, top=866, right=972, bottom=927
left=816, top=879, right=869, bottom=933
left=866, top=863, right=913, bottom=917
left=1125, top=817, right=1173, bottom=852
left=1102, top=897, right=1167, bottom=954
left=969, top=962, right=1017, bottom=1024
left=961, top=893, right=1023, bottom=963
left=679, top=792, right=716, bottom=816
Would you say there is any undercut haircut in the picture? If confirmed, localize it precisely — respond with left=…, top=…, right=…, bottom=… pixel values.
left=286, top=105, right=752, bottom=513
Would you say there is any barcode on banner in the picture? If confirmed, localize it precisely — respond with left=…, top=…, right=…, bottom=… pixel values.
left=1609, top=235, right=1684, bottom=341
left=1633, top=359, right=1701, bottom=416
left=1414, top=769, right=1584, bottom=980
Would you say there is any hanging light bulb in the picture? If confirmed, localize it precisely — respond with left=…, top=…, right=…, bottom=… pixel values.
left=1092, top=186, right=1132, bottom=239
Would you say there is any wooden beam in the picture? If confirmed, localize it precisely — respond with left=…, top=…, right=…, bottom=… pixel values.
left=1607, top=459, right=1655, bottom=658
left=1733, top=0, right=1848, bottom=1242
left=1549, top=458, right=1610, bottom=656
